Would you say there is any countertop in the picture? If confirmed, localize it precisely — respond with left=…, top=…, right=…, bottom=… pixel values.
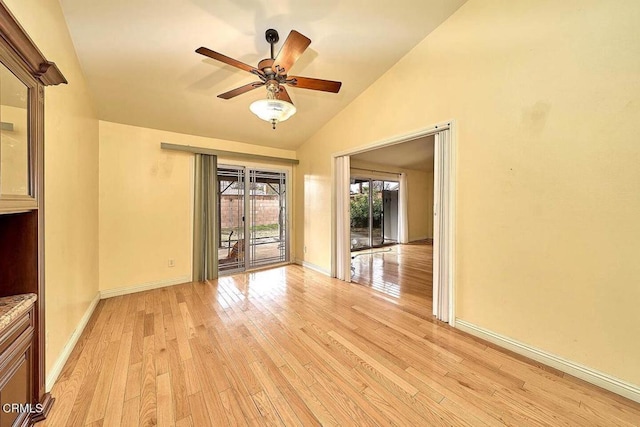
left=0, top=293, right=36, bottom=332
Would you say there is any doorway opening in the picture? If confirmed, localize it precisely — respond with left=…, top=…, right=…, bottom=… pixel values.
left=217, top=165, right=289, bottom=275
left=333, top=122, right=455, bottom=324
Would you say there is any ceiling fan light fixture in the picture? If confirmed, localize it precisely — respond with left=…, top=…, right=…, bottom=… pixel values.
left=249, top=98, right=296, bottom=129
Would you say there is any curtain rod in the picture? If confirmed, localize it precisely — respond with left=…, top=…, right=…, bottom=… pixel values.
left=350, top=167, right=401, bottom=176
left=161, top=142, right=299, bottom=165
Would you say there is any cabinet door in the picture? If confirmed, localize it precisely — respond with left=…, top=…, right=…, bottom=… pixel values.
left=0, top=333, right=32, bottom=427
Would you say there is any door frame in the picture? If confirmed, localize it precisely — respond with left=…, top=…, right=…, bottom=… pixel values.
left=331, top=120, right=457, bottom=325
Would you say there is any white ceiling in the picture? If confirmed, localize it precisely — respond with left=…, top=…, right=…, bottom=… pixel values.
left=351, top=135, right=435, bottom=172
left=59, top=0, right=466, bottom=150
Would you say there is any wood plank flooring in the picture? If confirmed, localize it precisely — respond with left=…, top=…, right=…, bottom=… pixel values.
left=41, top=244, right=640, bottom=426
left=351, top=241, right=433, bottom=306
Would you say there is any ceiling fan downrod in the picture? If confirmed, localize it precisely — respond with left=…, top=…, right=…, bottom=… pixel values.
left=265, top=29, right=279, bottom=59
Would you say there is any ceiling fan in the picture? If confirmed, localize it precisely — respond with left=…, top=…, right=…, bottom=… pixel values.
left=196, top=29, right=342, bottom=129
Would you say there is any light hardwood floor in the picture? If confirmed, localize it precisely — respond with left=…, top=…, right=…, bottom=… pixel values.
left=41, top=244, right=640, bottom=426
left=351, top=241, right=432, bottom=304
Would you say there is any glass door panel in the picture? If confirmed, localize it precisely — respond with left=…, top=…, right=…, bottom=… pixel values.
left=218, top=166, right=245, bottom=273
left=350, top=179, right=370, bottom=250
left=382, top=181, right=400, bottom=244
left=248, top=169, right=288, bottom=268
left=371, top=180, right=384, bottom=246
left=0, top=64, right=30, bottom=197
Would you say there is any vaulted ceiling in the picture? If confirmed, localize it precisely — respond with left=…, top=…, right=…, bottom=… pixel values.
left=60, top=0, right=466, bottom=150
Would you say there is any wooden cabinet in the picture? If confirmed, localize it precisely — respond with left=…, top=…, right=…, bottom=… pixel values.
left=0, top=306, right=33, bottom=427
left=0, top=2, right=67, bottom=425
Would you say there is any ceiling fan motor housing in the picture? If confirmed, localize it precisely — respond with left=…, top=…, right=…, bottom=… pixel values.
left=265, top=29, right=279, bottom=44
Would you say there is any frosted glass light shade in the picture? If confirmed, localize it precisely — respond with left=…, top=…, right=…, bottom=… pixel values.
left=249, top=99, right=296, bottom=124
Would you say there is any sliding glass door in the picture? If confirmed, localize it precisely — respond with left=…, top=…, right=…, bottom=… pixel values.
left=350, top=178, right=399, bottom=251
left=217, top=165, right=289, bottom=274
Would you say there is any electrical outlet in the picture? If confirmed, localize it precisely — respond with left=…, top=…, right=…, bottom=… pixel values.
left=168, top=259, right=175, bottom=267
left=304, top=246, right=307, bottom=253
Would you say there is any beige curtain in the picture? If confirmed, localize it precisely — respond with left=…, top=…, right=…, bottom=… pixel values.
left=193, top=154, right=218, bottom=281
left=398, top=172, right=409, bottom=244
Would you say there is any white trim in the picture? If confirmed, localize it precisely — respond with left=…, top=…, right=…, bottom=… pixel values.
left=294, top=259, right=331, bottom=276
left=46, top=292, right=100, bottom=391
left=99, top=276, right=191, bottom=299
left=456, top=319, right=640, bottom=403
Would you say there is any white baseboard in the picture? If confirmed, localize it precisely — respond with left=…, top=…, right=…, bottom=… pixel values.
left=294, top=259, right=331, bottom=276
left=46, top=292, right=101, bottom=392
left=455, top=319, right=640, bottom=403
left=100, top=275, right=191, bottom=299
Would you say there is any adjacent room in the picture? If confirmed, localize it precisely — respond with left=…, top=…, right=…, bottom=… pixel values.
left=348, top=136, right=435, bottom=301
left=0, top=0, right=639, bottom=425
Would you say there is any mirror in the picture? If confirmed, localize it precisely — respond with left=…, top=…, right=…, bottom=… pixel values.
left=0, top=62, right=29, bottom=196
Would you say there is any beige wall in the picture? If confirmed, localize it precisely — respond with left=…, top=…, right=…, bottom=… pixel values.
left=410, top=169, right=434, bottom=240
left=350, top=159, right=433, bottom=240
left=99, top=121, right=296, bottom=292
left=4, top=0, right=100, bottom=375
left=296, top=0, right=640, bottom=386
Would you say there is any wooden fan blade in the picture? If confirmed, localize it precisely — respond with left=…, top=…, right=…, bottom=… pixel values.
left=218, top=81, right=264, bottom=99
left=272, top=31, right=311, bottom=75
left=287, top=76, right=342, bottom=93
left=196, top=47, right=263, bottom=76
left=276, top=86, right=293, bottom=104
